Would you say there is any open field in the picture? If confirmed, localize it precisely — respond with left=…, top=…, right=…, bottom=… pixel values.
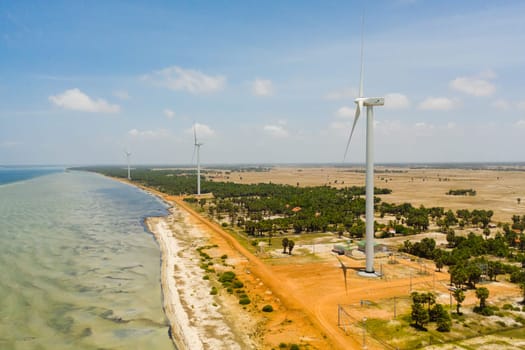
left=213, top=166, right=525, bottom=223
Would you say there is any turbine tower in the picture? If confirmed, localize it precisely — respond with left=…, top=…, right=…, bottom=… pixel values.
left=343, top=15, right=384, bottom=276
left=193, top=124, right=203, bottom=196
left=125, top=150, right=132, bottom=180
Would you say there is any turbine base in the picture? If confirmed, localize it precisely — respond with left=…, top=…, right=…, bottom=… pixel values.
left=358, top=269, right=381, bottom=278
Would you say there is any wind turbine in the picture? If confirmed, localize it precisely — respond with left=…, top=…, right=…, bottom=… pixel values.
left=192, top=124, right=203, bottom=196
left=124, top=150, right=132, bottom=180
left=343, top=15, right=384, bottom=276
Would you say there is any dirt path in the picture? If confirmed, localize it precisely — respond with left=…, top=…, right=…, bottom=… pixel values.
left=172, top=197, right=350, bottom=349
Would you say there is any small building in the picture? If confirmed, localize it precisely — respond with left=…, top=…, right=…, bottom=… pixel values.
left=357, top=240, right=389, bottom=253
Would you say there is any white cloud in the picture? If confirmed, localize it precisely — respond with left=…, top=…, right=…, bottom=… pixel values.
left=516, top=120, right=525, bottom=128
left=324, top=87, right=358, bottom=100
left=164, top=109, right=175, bottom=119
left=385, top=93, right=410, bottom=109
left=0, top=141, right=21, bottom=148
left=418, top=97, right=456, bottom=111
left=263, top=124, right=289, bottom=138
left=186, top=123, right=215, bottom=138
left=49, top=88, right=120, bottom=113
left=447, top=122, right=457, bottom=129
left=491, top=99, right=511, bottom=111
left=113, top=90, right=130, bottom=100
left=252, top=78, right=273, bottom=96
left=128, top=129, right=170, bottom=138
left=517, top=100, right=525, bottom=111
left=142, top=66, right=226, bottom=94
left=449, top=72, right=496, bottom=96
left=329, top=121, right=351, bottom=131
left=336, top=106, right=355, bottom=118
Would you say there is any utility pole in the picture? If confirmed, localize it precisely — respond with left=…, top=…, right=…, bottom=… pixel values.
left=362, top=317, right=367, bottom=349
left=394, top=296, right=397, bottom=319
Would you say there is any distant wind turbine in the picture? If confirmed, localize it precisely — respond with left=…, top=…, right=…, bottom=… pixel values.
left=125, top=150, right=132, bottom=180
left=192, top=124, right=204, bottom=195
left=343, top=14, right=384, bottom=276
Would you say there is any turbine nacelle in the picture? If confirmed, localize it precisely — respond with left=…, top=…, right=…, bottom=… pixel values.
left=355, top=97, right=384, bottom=107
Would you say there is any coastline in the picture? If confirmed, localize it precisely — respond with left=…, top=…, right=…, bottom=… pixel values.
left=103, top=175, right=339, bottom=350
left=115, top=175, right=258, bottom=349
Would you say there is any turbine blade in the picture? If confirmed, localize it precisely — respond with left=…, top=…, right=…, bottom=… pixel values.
left=193, top=123, right=197, bottom=145
left=343, top=101, right=362, bottom=162
left=358, top=14, right=365, bottom=98
left=191, top=145, right=196, bottom=164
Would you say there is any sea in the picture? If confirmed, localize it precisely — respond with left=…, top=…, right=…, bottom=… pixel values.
left=0, top=168, right=175, bottom=349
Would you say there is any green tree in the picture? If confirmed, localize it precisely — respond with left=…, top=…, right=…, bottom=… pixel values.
left=435, top=257, right=444, bottom=272
left=288, top=240, right=295, bottom=255
left=450, top=265, right=468, bottom=289
left=411, top=302, right=429, bottom=329
left=476, top=287, right=489, bottom=309
left=434, top=304, right=452, bottom=332
left=282, top=237, right=289, bottom=254
left=453, top=289, right=465, bottom=315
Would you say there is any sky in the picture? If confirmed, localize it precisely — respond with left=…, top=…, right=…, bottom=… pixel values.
left=1, top=0, right=525, bottom=165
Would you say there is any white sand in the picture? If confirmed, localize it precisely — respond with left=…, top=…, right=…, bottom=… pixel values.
left=147, top=205, right=254, bottom=350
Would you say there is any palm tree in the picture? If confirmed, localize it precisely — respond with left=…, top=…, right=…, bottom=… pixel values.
left=282, top=238, right=289, bottom=254
left=476, top=287, right=489, bottom=309
left=288, top=240, right=295, bottom=255
left=453, top=289, right=465, bottom=314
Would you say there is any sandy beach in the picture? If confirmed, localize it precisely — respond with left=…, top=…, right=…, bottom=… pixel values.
left=146, top=205, right=259, bottom=350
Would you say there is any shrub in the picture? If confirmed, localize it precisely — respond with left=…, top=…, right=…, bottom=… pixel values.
left=279, top=343, right=287, bottom=349
left=290, top=345, right=300, bottom=350
left=262, top=305, right=274, bottom=312
left=232, top=280, right=244, bottom=289
left=210, top=287, right=218, bottom=295
left=503, top=304, right=513, bottom=310
left=239, top=297, right=251, bottom=305
left=219, top=271, right=236, bottom=283
left=221, top=222, right=228, bottom=227
left=221, top=254, right=228, bottom=259
left=226, top=287, right=233, bottom=294
left=203, top=275, right=209, bottom=280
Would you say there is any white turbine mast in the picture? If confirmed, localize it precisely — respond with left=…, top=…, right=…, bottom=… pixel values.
left=192, top=124, right=204, bottom=196
left=124, top=150, right=132, bottom=180
left=343, top=14, right=384, bottom=276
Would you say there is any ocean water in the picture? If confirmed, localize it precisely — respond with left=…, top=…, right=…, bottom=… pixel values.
left=0, top=167, right=63, bottom=185
left=0, top=170, right=174, bottom=349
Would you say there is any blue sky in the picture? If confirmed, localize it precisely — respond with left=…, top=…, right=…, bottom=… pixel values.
left=1, top=0, right=525, bottom=165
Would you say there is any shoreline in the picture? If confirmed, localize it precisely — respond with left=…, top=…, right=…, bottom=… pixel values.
left=101, top=175, right=340, bottom=350
left=123, top=179, right=258, bottom=349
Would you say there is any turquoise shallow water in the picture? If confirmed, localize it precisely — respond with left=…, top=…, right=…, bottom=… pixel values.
left=0, top=171, right=174, bottom=349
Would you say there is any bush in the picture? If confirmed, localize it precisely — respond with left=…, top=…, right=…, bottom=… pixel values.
left=203, top=275, right=209, bottom=280
left=210, top=286, right=218, bottom=295
left=239, top=297, right=251, bottom=305
left=232, top=280, right=244, bottom=288
left=262, top=305, right=274, bottom=312
left=226, top=287, right=233, bottom=294
left=279, top=343, right=287, bottom=349
left=221, top=222, right=228, bottom=227
left=221, top=254, right=228, bottom=259
left=503, top=304, right=513, bottom=310
left=290, top=345, right=300, bottom=350
left=473, top=306, right=494, bottom=316
left=219, top=271, right=236, bottom=283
